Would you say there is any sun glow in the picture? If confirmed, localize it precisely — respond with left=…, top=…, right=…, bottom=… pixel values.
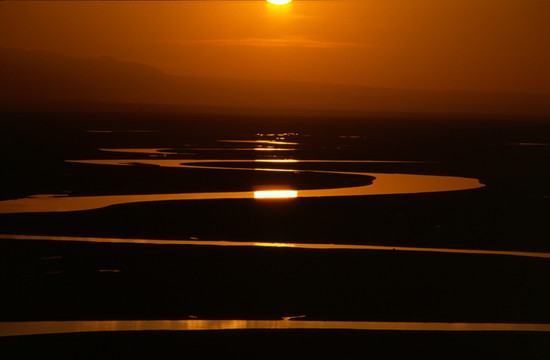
left=267, top=0, right=292, bottom=5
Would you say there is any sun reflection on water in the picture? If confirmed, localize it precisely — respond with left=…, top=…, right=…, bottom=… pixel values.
left=255, top=159, right=298, bottom=163
left=254, top=190, right=298, bottom=199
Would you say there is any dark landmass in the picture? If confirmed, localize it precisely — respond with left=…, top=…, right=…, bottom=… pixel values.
left=2, top=47, right=550, bottom=116
left=0, top=107, right=549, bottom=356
left=1, top=238, right=550, bottom=323
left=2, top=330, right=550, bottom=359
left=1, top=109, right=548, bottom=250
left=0, top=162, right=373, bottom=200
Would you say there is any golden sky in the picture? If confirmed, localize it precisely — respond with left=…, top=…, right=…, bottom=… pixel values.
left=1, top=0, right=549, bottom=93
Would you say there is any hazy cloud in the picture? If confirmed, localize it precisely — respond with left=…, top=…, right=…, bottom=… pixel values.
left=167, top=37, right=369, bottom=49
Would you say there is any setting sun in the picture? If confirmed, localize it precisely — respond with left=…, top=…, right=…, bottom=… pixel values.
left=267, top=0, right=292, bottom=5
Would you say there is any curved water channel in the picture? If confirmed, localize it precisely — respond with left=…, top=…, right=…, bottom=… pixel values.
left=0, top=148, right=541, bottom=339
left=2, top=319, right=550, bottom=337
left=0, top=156, right=484, bottom=214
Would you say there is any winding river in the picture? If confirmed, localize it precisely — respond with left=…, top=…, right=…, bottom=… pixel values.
left=2, top=319, right=550, bottom=337
left=0, top=147, right=541, bottom=340
left=0, top=156, right=484, bottom=214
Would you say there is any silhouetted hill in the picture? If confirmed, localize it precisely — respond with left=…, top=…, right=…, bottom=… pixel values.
left=1, top=47, right=549, bottom=116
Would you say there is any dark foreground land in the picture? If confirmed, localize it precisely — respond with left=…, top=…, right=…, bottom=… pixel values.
left=2, top=238, right=550, bottom=359
left=0, top=107, right=549, bottom=357
left=2, top=238, right=550, bottom=322
left=3, top=330, right=550, bottom=359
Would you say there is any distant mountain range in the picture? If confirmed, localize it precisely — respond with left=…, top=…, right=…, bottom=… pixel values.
left=1, top=47, right=549, bottom=116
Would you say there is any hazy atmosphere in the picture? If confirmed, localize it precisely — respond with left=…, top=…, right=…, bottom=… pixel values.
left=1, top=1, right=549, bottom=358
left=1, top=0, right=549, bottom=93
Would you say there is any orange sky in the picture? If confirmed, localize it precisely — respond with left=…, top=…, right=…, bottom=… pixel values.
left=1, top=0, right=549, bottom=93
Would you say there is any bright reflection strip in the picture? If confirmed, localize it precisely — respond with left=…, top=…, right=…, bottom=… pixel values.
left=2, top=320, right=550, bottom=337
left=2, top=234, right=550, bottom=259
left=254, top=190, right=298, bottom=199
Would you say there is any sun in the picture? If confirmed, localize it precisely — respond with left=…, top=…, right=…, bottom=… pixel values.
left=267, top=0, right=292, bottom=5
